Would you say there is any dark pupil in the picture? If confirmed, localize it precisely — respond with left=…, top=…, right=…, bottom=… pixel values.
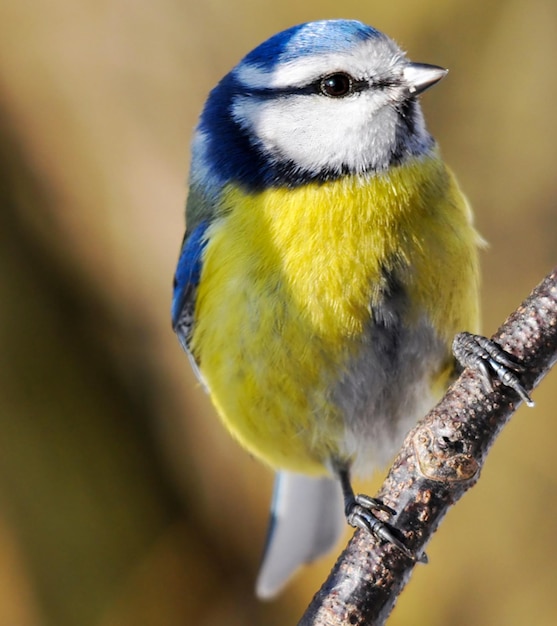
left=321, top=73, right=351, bottom=97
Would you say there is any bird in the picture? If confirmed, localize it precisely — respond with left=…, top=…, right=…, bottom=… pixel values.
left=171, top=19, right=533, bottom=598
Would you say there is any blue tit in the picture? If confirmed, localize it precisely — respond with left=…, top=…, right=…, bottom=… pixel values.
left=172, top=19, right=532, bottom=598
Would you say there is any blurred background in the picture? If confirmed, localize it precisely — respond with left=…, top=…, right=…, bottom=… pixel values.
left=0, top=0, right=556, bottom=624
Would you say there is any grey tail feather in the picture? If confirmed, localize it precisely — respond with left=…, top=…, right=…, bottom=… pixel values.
left=255, top=470, right=345, bottom=599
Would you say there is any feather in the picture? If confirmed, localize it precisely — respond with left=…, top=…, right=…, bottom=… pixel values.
left=256, top=471, right=345, bottom=599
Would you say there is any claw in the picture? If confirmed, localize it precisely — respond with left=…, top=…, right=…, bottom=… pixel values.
left=489, top=358, right=534, bottom=407
left=347, top=495, right=426, bottom=563
left=453, top=332, right=534, bottom=407
left=335, top=465, right=427, bottom=564
left=355, top=494, right=397, bottom=517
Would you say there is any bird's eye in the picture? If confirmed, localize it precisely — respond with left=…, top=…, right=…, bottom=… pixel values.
left=319, top=73, right=353, bottom=98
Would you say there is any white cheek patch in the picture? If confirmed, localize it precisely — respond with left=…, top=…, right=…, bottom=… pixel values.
left=232, top=90, right=400, bottom=174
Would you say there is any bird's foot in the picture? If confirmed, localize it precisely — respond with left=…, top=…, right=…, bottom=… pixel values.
left=346, top=494, right=427, bottom=563
left=452, top=332, right=534, bottom=407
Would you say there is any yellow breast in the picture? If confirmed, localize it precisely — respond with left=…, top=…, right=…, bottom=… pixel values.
left=190, top=152, right=481, bottom=473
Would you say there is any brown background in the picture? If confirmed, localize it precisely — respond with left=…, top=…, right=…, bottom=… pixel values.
left=0, top=0, right=556, bottom=624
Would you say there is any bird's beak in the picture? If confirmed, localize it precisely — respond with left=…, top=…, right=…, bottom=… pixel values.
left=402, top=63, right=448, bottom=97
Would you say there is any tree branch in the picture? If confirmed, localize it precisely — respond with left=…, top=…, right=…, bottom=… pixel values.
left=298, top=266, right=557, bottom=626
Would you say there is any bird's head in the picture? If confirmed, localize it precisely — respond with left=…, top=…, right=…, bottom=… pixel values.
left=190, top=20, right=447, bottom=195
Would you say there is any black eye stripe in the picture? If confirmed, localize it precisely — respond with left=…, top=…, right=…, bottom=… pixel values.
left=242, top=74, right=393, bottom=99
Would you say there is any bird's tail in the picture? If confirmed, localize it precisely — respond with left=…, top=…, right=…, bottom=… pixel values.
left=255, top=470, right=345, bottom=599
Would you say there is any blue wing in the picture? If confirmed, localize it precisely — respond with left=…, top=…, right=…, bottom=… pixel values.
left=172, top=220, right=209, bottom=357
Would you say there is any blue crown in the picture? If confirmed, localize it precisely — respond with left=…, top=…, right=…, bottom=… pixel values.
left=242, top=20, right=381, bottom=72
